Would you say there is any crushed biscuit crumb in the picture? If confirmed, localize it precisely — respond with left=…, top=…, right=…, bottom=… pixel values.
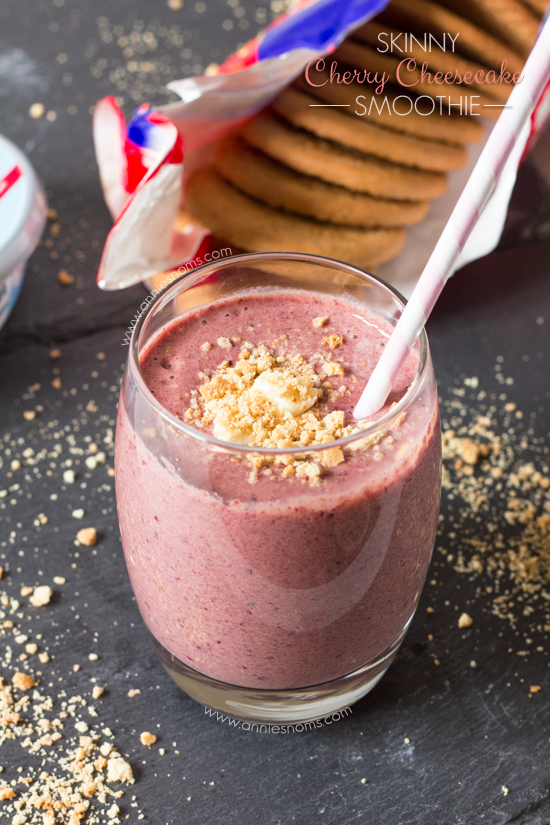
left=58, top=268, right=74, bottom=285
left=107, top=757, right=134, bottom=784
left=139, top=732, right=157, bottom=747
left=12, top=672, right=36, bottom=691
left=29, top=585, right=53, bottom=607
left=312, top=316, right=329, bottom=328
left=321, top=362, right=344, bottom=377
left=0, top=785, right=16, bottom=800
left=322, top=334, right=344, bottom=349
left=76, top=528, right=97, bottom=546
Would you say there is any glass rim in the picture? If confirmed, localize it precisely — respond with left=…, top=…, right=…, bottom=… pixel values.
left=129, top=251, right=429, bottom=456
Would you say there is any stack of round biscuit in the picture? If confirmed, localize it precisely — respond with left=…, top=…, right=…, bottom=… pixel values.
left=186, top=0, right=543, bottom=270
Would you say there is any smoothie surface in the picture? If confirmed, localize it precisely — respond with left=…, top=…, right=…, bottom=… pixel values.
left=140, top=289, right=419, bottom=454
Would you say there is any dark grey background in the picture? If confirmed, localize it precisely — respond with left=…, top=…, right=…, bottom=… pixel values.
left=1, top=1, right=550, bottom=823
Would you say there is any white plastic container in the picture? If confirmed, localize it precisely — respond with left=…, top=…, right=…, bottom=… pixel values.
left=0, top=134, right=47, bottom=330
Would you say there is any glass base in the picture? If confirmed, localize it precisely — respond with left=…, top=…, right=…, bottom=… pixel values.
left=151, top=627, right=408, bottom=724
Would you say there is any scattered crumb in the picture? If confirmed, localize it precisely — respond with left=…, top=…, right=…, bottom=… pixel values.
left=459, top=438, right=480, bottom=466
left=322, top=334, right=344, bottom=349
left=53, top=576, right=66, bottom=585
left=25, top=643, right=38, bottom=655
left=312, top=316, right=329, bottom=328
left=23, top=410, right=36, bottom=421
left=107, top=757, right=134, bottom=783
left=167, top=0, right=183, bottom=8
left=502, top=786, right=510, bottom=796
left=458, top=613, right=473, bottom=629
left=29, top=102, right=45, bottom=118
left=12, top=672, right=36, bottom=690
left=0, top=785, right=16, bottom=800
left=530, top=685, right=541, bottom=693
left=140, top=732, right=157, bottom=747
left=57, top=269, right=74, bottom=286
left=29, top=585, right=53, bottom=607
left=92, top=686, right=104, bottom=700
left=76, top=527, right=97, bottom=546
left=63, top=469, right=76, bottom=484
left=320, top=447, right=345, bottom=468
left=216, top=337, right=232, bottom=349
left=89, top=653, right=99, bottom=661
left=200, top=342, right=212, bottom=352
left=72, top=508, right=85, bottom=519
left=470, top=660, right=477, bottom=668
left=128, top=689, right=141, bottom=698
left=107, top=803, right=120, bottom=820
left=321, top=362, right=344, bottom=377
left=49, top=348, right=61, bottom=360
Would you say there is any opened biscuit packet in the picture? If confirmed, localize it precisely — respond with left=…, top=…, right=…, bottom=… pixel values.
left=93, top=0, right=550, bottom=298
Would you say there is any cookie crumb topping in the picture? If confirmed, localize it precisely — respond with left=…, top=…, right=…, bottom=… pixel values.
left=323, top=334, right=344, bottom=349
left=312, top=316, right=329, bottom=328
left=184, top=343, right=400, bottom=484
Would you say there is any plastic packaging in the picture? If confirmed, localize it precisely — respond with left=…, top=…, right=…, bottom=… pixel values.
left=93, top=0, right=550, bottom=296
left=0, top=134, right=47, bottom=330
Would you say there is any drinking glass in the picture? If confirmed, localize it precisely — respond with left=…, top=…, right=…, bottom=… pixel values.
left=115, top=253, right=441, bottom=724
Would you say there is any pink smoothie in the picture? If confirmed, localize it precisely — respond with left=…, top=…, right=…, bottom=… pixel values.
left=116, top=289, right=441, bottom=689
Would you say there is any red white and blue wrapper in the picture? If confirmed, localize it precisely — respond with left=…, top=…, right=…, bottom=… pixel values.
left=0, top=134, right=47, bottom=330
left=93, top=0, right=550, bottom=296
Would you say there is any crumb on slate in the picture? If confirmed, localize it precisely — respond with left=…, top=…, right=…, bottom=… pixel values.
left=140, top=732, right=157, bottom=747
left=76, top=527, right=97, bottom=546
left=29, top=585, right=53, bottom=607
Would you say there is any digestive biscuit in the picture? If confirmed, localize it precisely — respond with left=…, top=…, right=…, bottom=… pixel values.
left=434, top=0, right=539, bottom=58
left=185, top=166, right=405, bottom=269
left=376, top=0, right=525, bottom=73
left=272, top=85, right=469, bottom=169
left=353, top=19, right=511, bottom=103
left=215, top=134, right=429, bottom=228
left=334, top=39, right=505, bottom=117
left=295, top=75, right=483, bottom=145
left=240, top=112, right=447, bottom=201
left=518, top=0, right=547, bottom=16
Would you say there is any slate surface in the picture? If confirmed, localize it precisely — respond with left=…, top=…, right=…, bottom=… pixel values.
left=1, top=1, right=550, bottom=823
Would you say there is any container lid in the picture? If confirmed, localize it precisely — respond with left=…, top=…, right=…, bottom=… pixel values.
left=0, top=133, right=47, bottom=282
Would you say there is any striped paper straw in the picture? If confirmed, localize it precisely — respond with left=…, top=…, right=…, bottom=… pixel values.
left=353, top=15, right=550, bottom=421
